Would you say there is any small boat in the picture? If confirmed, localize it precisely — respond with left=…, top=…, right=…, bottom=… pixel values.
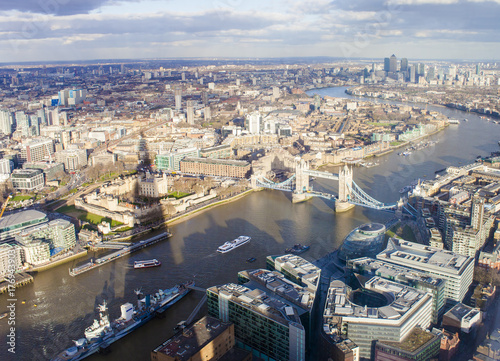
left=246, top=257, right=256, bottom=263
left=134, top=259, right=161, bottom=269
left=285, top=244, right=310, bottom=254
left=0, top=312, right=7, bottom=320
left=399, top=186, right=412, bottom=194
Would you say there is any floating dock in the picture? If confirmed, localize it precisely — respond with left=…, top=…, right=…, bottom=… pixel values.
left=69, top=232, right=171, bottom=276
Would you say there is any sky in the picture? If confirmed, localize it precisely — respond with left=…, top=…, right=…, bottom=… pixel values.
left=0, top=0, right=499, bottom=63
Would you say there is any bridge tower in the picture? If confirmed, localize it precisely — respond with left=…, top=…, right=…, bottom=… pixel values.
left=292, top=158, right=313, bottom=203
left=336, top=164, right=355, bottom=212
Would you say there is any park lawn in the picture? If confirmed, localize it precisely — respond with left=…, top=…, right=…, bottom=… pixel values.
left=11, top=195, right=33, bottom=202
left=168, top=191, right=191, bottom=199
left=57, top=204, right=87, bottom=218
left=78, top=212, right=123, bottom=227
left=390, top=141, right=405, bottom=146
left=57, top=204, right=123, bottom=227
left=115, top=226, right=134, bottom=232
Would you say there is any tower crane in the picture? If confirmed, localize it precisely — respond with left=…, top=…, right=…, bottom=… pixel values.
left=0, top=194, right=12, bottom=220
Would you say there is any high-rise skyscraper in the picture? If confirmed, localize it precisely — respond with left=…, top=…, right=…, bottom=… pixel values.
left=186, top=100, right=194, bottom=125
left=418, top=63, right=426, bottom=76
left=389, top=54, right=397, bottom=72
left=174, top=89, right=182, bottom=110
left=247, top=112, right=261, bottom=134
left=384, top=57, right=390, bottom=72
left=204, top=106, right=211, bottom=121
left=0, top=110, right=13, bottom=135
left=410, top=65, right=416, bottom=83
left=401, top=58, right=408, bottom=71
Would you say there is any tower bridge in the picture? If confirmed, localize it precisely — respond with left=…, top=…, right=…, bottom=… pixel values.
left=251, top=151, right=413, bottom=215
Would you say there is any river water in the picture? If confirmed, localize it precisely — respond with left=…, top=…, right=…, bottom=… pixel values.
left=1, top=87, right=499, bottom=361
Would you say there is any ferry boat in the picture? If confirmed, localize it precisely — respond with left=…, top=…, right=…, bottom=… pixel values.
left=217, top=236, right=251, bottom=253
left=448, top=119, right=460, bottom=124
left=285, top=244, right=310, bottom=254
left=51, top=281, right=193, bottom=361
left=134, top=259, right=161, bottom=269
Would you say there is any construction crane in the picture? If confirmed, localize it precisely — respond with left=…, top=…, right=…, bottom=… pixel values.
left=0, top=194, right=12, bottom=220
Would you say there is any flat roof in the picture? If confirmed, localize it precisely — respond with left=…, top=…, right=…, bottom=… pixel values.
left=153, top=316, right=231, bottom=361
left=377, top=238, right=473, bottom=276
left=182, top=157, right=249, bottom=167
left=323, top=276, right=430, bottom=325
left=348, top=257, right=445, bottom=288
left=208, top=282, right=304, bottom=326
left=239, top=268, right=315, bottom=311
left=377, top=327, right=437, bottom=353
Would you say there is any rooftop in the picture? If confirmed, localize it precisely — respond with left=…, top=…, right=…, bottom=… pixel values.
left=208, top=282, right=303, bottom=326
left=445, top=303, right=480, bottom=323
left=0, top=210, right=48, bottom=232
left=182, top=157, right=250, bottom=167
left=153, top=316, right=232, bottom=361
left=11, top=169, right=43, bottom=178
left=323, top=277, right=431, bottom=325
left=348, top=257, right=445, bottom=288
left=378, top=327, right=437, bottom=353
left=239, top=268, right=316, bottom=311
left=377, top=238, right=473, bottom=275
left=272, top=254, right=321, bottom=291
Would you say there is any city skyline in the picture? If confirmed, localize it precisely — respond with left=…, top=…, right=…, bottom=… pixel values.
left=0, top=0, right=499, bottom=63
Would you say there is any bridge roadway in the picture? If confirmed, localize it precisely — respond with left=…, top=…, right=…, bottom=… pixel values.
left=302, top=169, right=339, bottom=180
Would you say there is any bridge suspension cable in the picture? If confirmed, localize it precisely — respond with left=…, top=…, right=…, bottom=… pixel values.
left=256, top=174, right=296, bottom=192
left=348, top=181, right=397, bottom=210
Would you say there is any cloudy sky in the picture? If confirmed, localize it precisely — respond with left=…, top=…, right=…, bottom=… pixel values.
left=1, top=0, right=499, bottom=63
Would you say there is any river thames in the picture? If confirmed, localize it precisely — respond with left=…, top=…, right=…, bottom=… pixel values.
left=1, top=87, right=499, bottom=360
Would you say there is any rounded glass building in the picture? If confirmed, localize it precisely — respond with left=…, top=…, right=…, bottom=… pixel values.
left=338, top=223, right=386, bottom=261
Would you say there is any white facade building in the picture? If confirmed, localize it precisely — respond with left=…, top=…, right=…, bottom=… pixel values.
left=377, top=238, right=474, bottom=303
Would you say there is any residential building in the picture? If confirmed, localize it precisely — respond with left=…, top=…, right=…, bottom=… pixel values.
left=16, top=218, right=76, bottom=253
left=376, top=238, right=474, bottom=303
left=58, top=89, right=87, bottom=106
left=0, top=243, right=23, bottom=278
left=19, top=138, right=55, bottom=164
left=0, top=158, right=12, bottom=175
left=0, top=109, right=13, bottom=135
left=180, top=157, right=251, bottom=178
left=200, top=145, right=232, bottom=159
left=247, top=112, right=261, bottom=134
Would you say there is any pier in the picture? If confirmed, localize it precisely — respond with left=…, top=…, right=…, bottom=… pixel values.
left=0, top=272, right=34, bottom=293
left=186, top=294, right=207, bottom=325
left=69, top=232, right=171, bottom=276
